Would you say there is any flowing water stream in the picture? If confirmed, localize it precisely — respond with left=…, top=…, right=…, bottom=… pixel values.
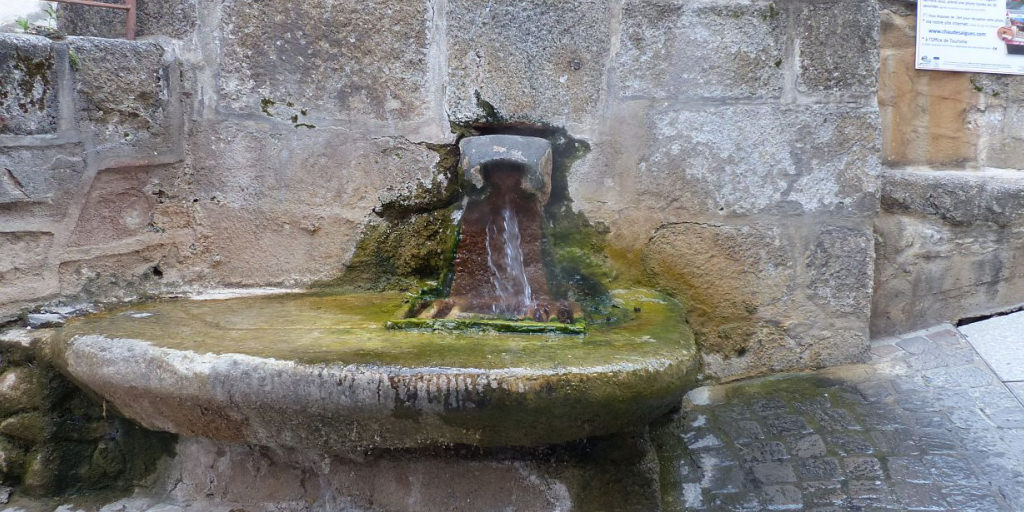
left=485, top=204, right=533, bottom=316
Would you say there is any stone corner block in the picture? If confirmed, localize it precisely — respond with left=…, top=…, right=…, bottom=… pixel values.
left=0, top=33, right=59, bottom=136
left=67, top=37, right=181, bottom=165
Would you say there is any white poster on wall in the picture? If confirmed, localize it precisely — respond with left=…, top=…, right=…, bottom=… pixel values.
left=917, top=0, right=1024, bottom=74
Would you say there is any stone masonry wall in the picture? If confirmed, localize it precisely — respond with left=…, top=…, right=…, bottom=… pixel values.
left=0, top=327, right=173, bottom=499
left=873, top=0, right=1024, bottom=336
left=6, top=0, right=882, bottom=382
left=0, top=33, right=190, bottom=323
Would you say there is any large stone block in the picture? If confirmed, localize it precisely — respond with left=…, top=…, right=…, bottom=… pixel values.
left=643, top=219, right=872, bottom=380
left=187, top=121, right=441, bottom=284
left=881, top=169, right=1024, bottom=226
left=58, top=0, right=197, bottom=39
left=0, top=143, right=86, bottom=206
left=68, top=166, right=168, bottom=248
left=0, top=367, right=46, bottom=416
left=637, top=104, right=879, bottom=217
left=0, top=34, right=58, bottom=135
left=795, top=0, right=879, bottom=97
left=978, top=102, right=1024, bottom=170
left=217, top=0, right=431, bottom=124
left=872, top=170, right=1024, bottom=336
left=805, top=225, right=873, bottom=316
left=68, top=37, right=179, bottom=164
left=643, top=221, right=796, bottom=376
left=614, top=0, right=785, bottom=100
left=0, top=232, right=55, bottom=306
left=446, top=0, right=612, bottom=125
left=58, top=245, right=180, bottom=301
left=878, top=10, right=979, bottom=166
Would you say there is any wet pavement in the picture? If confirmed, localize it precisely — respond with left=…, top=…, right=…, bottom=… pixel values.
left=658, top=324, right=1024, bottom=511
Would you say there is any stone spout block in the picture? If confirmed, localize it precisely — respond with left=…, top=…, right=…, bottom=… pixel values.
left=459, top=135, right=553, bottom=204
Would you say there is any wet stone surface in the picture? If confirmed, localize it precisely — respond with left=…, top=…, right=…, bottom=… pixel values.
left=655, top=325, right=1024, bottom=511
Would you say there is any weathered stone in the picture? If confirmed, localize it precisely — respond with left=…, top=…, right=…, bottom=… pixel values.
left=20, top=448, right=57, bottom=496
left=740, top=441, right=788, bottom=464
left=67, top=167, right=159, bottom=248
left=0, top=367, right=46, bottom=416
left=879, top=9, right=984, bottom=166
left=873, top=170, right=1024, bottom=336
left=789, top=434, right=827, bottom=458
left=57, top=244, right=180, bottom=301
left=794, top=457, right=842, bottom=481
left=842, top=457, right=884, bottom=479
left=980, top=102, right=1024, bottom=169
left=752, top=462, right=797, bottom=484
left=188, top=122, right=442, bottom=285
left=881, top=169, right=1024, bottom=227
left=0, top=232, right=55, bottom=307
left=156, top=437, right=579, bottom=511
left=0, top=144, right=86, bottom=208
left=0, top=34, right=58, bottom=135
left=58, top=0, right=197, bottom=39
left=68, top=37, right=178, bottom=164
left=638, top=105, right=879, bottom=217
left=0, top=328, right=50, bottom=365
left=459, top=135, right=553, bottom=202
left=0, top=412, right=47, bottom=443
left=217, top=0, right=430, bottom=123
left=0, top=436, right=26, bottom=479
left=806, top=225, right=874, bottom=316
left=614, top=0, right=785, bottom=100
left=643, top=221, right=795, bottom=376
left=446, top=0, right=611, bottom=125
left=795, top=0, right=879, bottom=96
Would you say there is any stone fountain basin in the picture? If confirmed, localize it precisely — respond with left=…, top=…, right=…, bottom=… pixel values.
left=53, top=288, right=697, bottom=452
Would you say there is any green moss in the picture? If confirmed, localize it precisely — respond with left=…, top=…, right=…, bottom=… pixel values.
left=13, top=50, right=53, bottom=114
left=387, top=316, right=586, bottom=334
left=59, top=288, right=695, bottom=370
left=68, top=48, right=80, bottom=71
left=259, top=97, right=275, bottom=116
left=324, top=206, right=460, bottom=292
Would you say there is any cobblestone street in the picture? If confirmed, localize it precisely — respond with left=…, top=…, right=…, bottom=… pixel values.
left=658, top=324, right=1024, bottom=511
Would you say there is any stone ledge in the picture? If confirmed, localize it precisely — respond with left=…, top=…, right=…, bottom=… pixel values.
left=881, top=168, right=1024, bottom=226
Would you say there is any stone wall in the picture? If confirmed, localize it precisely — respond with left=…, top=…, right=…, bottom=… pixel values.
left=0, top=33, right=190, bottom=323
left=4, top=0, right=883, bottom=381
left=873, top=0, right=1024, bottom=336
left=0, top=327, right=173, bottom=498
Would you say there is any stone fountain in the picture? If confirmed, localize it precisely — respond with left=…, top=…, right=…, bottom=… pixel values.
left=52, top=135, right=698, bottom=452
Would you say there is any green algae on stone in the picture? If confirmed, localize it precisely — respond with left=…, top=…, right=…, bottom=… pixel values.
left=57, top=288, right=694, bottom=370
left=328, top=206, right=461, bottom=293
left=54, top=288, right=697, bottom=450
left=387, top=316, right=586, bottom=335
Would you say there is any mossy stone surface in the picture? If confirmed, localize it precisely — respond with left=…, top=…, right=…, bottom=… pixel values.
left=55, top=288, right=696, bottom=451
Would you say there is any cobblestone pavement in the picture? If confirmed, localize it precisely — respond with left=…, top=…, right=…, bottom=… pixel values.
left=656, top=324, right=1024, bottom=511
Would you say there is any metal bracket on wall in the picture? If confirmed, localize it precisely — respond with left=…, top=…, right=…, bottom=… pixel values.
left=50, top=0, right=137, bottom=40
